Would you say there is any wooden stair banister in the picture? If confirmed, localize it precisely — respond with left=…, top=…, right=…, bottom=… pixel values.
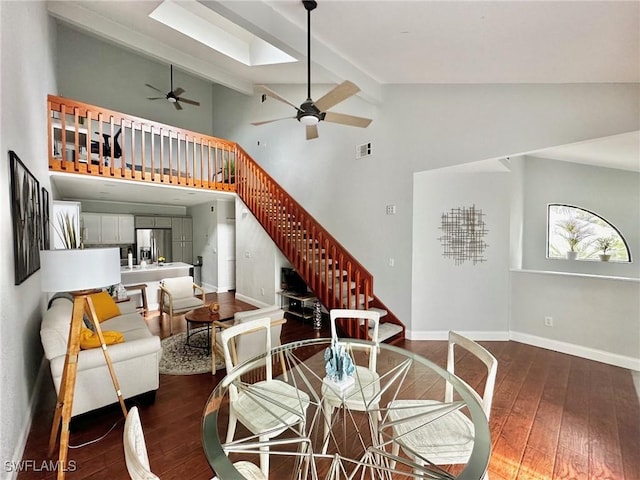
left=47, top=95, right=405, bottom=342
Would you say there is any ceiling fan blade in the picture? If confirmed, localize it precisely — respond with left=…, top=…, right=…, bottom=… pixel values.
left=306, top=124, right=319, bottom=140
left=177, top=97, right=200, bottom=106
left=251, top=117, right=295, bottom=126
left=255, top=85, right=299, bottom=110
left=174, top=101, right=183, bottom=111
left=172, top=87, right=185, bottom=97
left=324, top=111, right=372, bottom=128
left=145, top=83, right=164, bottom=94
left=147, top=97, right=165, bottom=100
left=314, top=80, right=360, bottom=112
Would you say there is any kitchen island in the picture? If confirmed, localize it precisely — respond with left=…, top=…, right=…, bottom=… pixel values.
left=121, top=262, right=193, bottom=311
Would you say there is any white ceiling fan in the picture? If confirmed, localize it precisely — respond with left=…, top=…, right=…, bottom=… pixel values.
left=252, top=0, right=372, bottom=140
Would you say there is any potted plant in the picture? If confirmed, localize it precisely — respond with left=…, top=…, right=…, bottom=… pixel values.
left=596, top=236, right=614, bottom=262
left=556, top=218, right=592, bottom=260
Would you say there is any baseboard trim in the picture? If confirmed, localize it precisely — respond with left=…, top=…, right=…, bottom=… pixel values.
left=234, top=293, right=271, bottom=309
left=10, top=357, right=49, bottom=480
left=406, top=330, right=510, bottom=341
left=510, top=331, right=640, bottom=371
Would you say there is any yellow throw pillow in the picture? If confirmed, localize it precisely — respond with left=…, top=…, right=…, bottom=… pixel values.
left=79, top=327, right=124, bottom=350
left=89, top=291, right=121, bottom=323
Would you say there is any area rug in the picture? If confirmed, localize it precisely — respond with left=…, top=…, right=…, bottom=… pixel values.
left=159, top=330, right=225, bottom=375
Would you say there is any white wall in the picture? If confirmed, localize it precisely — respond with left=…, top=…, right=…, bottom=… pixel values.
left=0, top=0, right=57, bottom=471
left=211, top=82, right=640, bottom=333
left=234, top=198, right=288, bottom=307
left=511, top=271, right=640, bottom=370
left=522, top=156, right=640, bottom=278
left=411, top=168, right=511, bottom=338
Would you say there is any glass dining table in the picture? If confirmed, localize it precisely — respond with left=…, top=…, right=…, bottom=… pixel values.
left=202, top=338, right=491, bottom=480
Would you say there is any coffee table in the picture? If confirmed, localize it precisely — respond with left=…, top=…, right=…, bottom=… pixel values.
left=184, top=304, right=246, bottom=374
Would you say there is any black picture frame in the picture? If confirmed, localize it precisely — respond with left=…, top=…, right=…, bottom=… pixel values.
left=9, top=150, right=41, bottom=285
left=41, top=187, right=50, bottom=250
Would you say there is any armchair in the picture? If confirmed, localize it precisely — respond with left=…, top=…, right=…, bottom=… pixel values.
left=159, top=276, right=205, bottom=335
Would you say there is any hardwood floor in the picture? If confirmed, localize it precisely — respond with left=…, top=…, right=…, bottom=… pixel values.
left=19, top=293, right=640, bottom=479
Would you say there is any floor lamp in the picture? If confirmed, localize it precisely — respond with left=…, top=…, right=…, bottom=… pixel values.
left=40, top=247, right=128, bottom=480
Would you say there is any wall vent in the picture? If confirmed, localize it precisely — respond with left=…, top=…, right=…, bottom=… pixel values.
left=355, top=142, right=372, bottom=159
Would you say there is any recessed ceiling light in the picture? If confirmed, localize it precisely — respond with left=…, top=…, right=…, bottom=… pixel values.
left=149, top=0, right=297, bottom=67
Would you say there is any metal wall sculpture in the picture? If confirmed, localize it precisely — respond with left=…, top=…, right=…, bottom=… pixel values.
left=9, top=150, right=42, bottom=284
left=438, top=204, right=488, bottom=266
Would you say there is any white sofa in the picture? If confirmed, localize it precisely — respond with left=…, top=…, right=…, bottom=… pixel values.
left=40, top=296, right=162, bottom=417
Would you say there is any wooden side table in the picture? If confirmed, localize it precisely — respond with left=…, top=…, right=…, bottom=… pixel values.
left=123, top=283, right=148, bottom=314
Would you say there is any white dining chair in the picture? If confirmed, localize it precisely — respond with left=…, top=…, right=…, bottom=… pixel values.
left=123, top=406, right=159, bottom=480
left=212, top=461, right=266, bottom=480
left=387, top=331, right=498, bottom=478
left=219, top=316, right=310, bottom=478
left=321, top=308, right=381, bottom=454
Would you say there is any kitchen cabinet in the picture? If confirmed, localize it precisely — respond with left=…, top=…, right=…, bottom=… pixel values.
left=135, top=216, right=172, bottom=228
left=171, top=217, right=193, bottom=263
left=82, top=213, right=135, bottom=245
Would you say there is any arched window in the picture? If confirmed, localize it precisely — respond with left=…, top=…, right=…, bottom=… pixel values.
left=547, top=204, right=631, bottom=262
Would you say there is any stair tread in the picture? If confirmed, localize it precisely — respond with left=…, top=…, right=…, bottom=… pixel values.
left=373, top=323, right=403, bottom=342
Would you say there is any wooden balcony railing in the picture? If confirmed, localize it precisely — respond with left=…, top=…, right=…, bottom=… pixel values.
left=48, top=95, right=236, bottom=192
left=47, top=95, right=404, bottom=342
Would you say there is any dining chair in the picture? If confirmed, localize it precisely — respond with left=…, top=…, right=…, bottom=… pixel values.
left=219, top=316, right=310, bottom=478
left=123, top=406, right=159, bottom=480
left=387, top=331, right=498, bottom=478
left=158, top=275, right=205, bottom=334
left=212, top=461, right=266, bottom=480
left=321, top=308, right=381, bottom=454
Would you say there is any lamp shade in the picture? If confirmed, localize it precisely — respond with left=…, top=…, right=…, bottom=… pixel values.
left=40, top=248, right=121, bottom=293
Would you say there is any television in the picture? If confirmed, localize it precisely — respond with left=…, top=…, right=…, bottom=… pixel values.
left=281, top=267, right=308, bottom=294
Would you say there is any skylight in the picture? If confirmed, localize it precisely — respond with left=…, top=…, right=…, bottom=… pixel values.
left=149, top=0, right=297, bottom=67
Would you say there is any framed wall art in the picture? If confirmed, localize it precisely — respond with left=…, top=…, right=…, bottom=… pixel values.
left=41, top=187, right=50, bottom=250
left=9, top=150, right=42, bottom=285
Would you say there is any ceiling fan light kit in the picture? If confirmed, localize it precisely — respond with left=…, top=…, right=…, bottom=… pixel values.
left=251, top=0, right=372, bottom=140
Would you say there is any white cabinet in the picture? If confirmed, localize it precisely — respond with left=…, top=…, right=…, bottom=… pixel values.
left=118, top=215, right=135, bottom=243
left=82, top=213, right=135, bottom=245
left=135, top=216, right=172, bottom=228
left=82, top=213, right=102, bottom=244
left=171, top=217, right=193, bottom=263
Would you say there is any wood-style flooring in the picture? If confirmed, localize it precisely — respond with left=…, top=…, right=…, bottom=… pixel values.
left=18, top=292, right=640, bottom=479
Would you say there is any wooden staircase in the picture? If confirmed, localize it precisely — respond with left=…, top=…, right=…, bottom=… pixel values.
left=46, top=95, right=405, bottom=343
left=234, top=146, right=405, bottom=343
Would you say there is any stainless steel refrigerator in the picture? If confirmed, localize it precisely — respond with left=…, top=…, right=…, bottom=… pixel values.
left=136, top=228, right=172, bottom=263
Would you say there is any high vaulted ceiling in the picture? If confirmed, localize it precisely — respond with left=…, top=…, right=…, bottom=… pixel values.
left=48, top=1, right=640, bottom=206
left=48, top=0, right=639, bottom=103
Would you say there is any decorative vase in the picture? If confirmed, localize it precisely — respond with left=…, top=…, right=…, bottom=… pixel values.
left=313, top=300, right=322, bottom=330
left=566, top=251, right=578, bottom=260
left=599, top=254, right=611, bottom=262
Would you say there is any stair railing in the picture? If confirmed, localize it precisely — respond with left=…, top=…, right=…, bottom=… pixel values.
left=235, top=145, right=374, bottom=338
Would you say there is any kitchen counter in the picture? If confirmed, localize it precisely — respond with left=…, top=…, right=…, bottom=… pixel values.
left=120, top=262, right=194, bottom=310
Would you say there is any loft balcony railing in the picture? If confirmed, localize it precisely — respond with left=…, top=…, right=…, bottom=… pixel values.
left=47, top=95, right=236, bottom=191
left=47, top=95, right=404, bottom=342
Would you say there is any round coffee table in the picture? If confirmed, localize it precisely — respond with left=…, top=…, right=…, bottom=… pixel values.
left=184, top=304, right=249, bottom=373
left=184, top=306, right=219, bottom=350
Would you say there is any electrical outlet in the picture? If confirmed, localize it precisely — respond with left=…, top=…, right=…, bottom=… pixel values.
left=260, top=287, right=265, bottom=296
left=388, top=258, right=395, bottom=267
left=544, top=316, right=553, bottom=327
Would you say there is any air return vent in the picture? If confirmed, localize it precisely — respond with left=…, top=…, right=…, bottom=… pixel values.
left=355, top=142, right=372, bottom=159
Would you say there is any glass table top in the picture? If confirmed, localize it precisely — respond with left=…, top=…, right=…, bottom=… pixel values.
left=202, top=338, right=491, bottom=480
